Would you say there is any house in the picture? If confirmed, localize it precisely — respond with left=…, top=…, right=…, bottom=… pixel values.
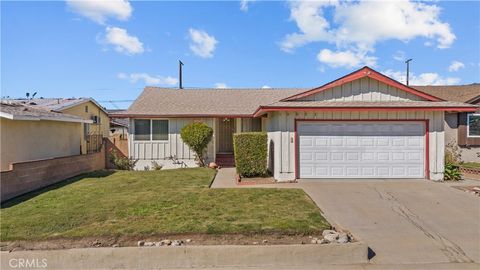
left=108, top=110, right=129, bottom=138
left=12, top=98, right=110, bottom=154
left=116, top=67, right=477, bottom=181
left=0, top=101, right=92, bottom=171
left=411, top=85, right=479, bottom=163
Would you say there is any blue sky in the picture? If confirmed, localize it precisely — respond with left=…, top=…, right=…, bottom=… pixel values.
left=2, top=0, right=479, bottom=109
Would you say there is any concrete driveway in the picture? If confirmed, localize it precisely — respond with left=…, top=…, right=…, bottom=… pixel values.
left=299, top=179, right=480, bottom=265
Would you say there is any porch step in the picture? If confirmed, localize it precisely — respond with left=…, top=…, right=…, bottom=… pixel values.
left=216, top=154, right=235, bottom=167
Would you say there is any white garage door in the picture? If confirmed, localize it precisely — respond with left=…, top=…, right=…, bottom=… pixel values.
left=298, top=121, right=425, bottom=179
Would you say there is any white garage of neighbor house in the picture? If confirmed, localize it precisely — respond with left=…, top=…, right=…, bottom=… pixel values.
left=116, top=67, right=477, bottom=181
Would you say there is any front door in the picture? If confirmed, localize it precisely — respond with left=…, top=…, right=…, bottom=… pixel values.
left=218, top=118, right=235, bottom=153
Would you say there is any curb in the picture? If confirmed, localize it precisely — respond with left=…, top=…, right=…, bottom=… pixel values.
left=1, top=243, right=368, bottom=269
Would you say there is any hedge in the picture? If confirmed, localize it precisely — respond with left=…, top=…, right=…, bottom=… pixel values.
left=233, top=132, right=268, bottom=177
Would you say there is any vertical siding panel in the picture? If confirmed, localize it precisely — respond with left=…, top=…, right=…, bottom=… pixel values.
left=325, top=87, right=334, bottom=100
left=397, top=111, right=407, bottom=119
left=379, top=82, right=388, bottom=101
left=359, top=111, right=369, bottom=119
left=350, top=111, right=360, bottom=119
left=316, top=111, right=325, bottom=119
left=371, top=79, right=380, bottom=101
left=361, top=77, right=370, bottom=101
left=341, top=111, right=351, bottom=119
left=352, top=79, right=361, bottom=101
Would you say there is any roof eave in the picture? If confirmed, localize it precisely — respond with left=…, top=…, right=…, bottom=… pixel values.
left=111, top=113, right=257, bottom=118
left=253, top=106, right=477, bottom=117
left=0, top=112, right=92, bottom=123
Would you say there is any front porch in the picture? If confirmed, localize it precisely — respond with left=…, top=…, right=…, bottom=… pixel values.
left=213, top=117, right=263, bottom=167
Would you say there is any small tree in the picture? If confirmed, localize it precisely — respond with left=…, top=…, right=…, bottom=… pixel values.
left=180, top=122, right=213, bottom=167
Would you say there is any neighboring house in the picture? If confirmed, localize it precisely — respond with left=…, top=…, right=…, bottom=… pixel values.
left=12, top=98, right=109, bottom=154
left=412, top=84, right=480, bottom=162
left=0, top=101, right=92, bottom=171
left=116, top=67, right=477, bottom=181
left=108, top=110, right=129, bottom=137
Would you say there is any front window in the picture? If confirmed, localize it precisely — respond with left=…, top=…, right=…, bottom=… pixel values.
left=468, top=113, right=480, bottom=137
left=134, top=119, right=169, bottom=141
left=152, top=120, right=169, bottom=140
left=134, top=119, right=151, bottom=140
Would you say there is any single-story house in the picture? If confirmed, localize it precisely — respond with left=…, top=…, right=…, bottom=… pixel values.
left=116, top=67, right=477, bottom=181
left=411, top=85, right=479, bottom=162
left=0, top=101, right=92, bottom=171
left=12, top=97, right=110, bottom=153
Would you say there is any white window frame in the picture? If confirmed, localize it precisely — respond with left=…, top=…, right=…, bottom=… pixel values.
left=467, top=113, right=480, bottom=138
left=133, top=119, right=169, bottom=142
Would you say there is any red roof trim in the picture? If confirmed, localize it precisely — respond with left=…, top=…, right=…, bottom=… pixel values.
left=253, top=106, right=477, bottom=117
left=282, top=66, right=443, bottom=102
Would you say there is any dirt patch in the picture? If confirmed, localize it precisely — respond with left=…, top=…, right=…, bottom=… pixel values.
left=1, top=232, right=356, bottom=251
left=238, top=176, right=276, bottom=185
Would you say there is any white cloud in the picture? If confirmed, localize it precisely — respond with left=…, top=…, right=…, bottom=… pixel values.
left=383, top=69, right=460, bottom=85
left=104, top=27, right=144, bottom=55
left=282, top=0, right=455, bottom=68
left=262, top=85, right=271, bottom=89
left=393, top=51, right=406, bottom=62
left=188, top=28, right=218, bottom=58
left=317, top=49, right=377, bottom=68
left=118, top=73, right=178, bottom=86
left=448, top=61, right=465, bottom=72
left=66, top=0, right=132, bottom=24
left=214, top=83, right=229, bottom=89
left=240, top=0, right=255, bottom=12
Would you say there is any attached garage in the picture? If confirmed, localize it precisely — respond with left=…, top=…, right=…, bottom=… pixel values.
left=297, top=121, right=427, bottom=179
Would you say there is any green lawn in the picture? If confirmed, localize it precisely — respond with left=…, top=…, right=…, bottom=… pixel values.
left=461, top=162, right=480, bottom=169
left=1, top=168, right=329, bottom=241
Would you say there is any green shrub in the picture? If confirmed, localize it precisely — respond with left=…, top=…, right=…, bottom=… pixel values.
left=444, top=162, right=461, bottom=181
left=109, top=149, right=138, bottom=170
left=233, top=132, right=268, bottom=177
left=180, top=122, right=213, bottom=167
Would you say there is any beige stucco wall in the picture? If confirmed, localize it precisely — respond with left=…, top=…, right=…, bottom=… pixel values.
left=61, top=101, right=109, bottom=137
left=0, top=118, right=82, bottom=171
left=445, top=112, right=479, bottom=162
left=61, top=101, right=109, bottom=154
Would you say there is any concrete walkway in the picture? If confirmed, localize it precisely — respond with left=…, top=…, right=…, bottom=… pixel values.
left=210, top=169, right=480, bottom=265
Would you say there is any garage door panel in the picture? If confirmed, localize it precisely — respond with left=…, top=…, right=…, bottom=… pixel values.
left=298, top=121, right=425, bottom=179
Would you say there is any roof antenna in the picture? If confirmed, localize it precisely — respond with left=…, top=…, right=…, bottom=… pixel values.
left=179, top=60, right=184, bottom=89
left=405, top=58, right=412, bottom=85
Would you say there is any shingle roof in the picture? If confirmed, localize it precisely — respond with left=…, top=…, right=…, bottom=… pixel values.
left=411, top=84, right=480, bottom=103
left=123, top=87, right=307, bottom=116
left=120, top=84, right=479, bottom=118
left=11, top=98, right=108, bottom=113
left=0, top=101, right=91, bottom=123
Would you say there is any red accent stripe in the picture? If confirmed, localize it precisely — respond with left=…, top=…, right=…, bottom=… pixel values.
left=282, top=66, right=443, bottom=102
left=294, top=119, right=430, bottom=180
